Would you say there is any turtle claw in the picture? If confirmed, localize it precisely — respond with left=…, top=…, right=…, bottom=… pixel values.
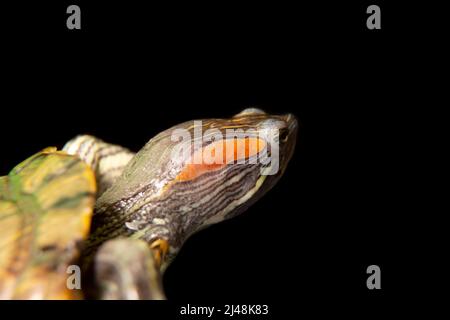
left=150, top=239, right=169, bottom=267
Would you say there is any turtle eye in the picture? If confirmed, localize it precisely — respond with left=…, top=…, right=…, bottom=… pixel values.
left=280, top=129, right=289, bottom=142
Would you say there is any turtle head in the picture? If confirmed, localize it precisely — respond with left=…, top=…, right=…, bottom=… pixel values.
left=189, top=107, right=298, bottom=223
left=93, top=108, right=298, bottom=257
left=163, top=107, right=298, bottom=212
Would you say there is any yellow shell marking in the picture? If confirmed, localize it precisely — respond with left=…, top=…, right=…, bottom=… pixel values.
left=0, top=148, right=96, bottom=299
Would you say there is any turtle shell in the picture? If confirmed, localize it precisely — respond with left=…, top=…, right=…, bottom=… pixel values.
left=0, top=147, right=96, bottom=299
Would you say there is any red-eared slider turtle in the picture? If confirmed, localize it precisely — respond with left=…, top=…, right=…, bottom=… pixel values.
left=0, top=108, right=298, bottom=299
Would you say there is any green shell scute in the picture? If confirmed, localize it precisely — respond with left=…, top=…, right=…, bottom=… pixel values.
left=0, top=148, right=96, bottom=299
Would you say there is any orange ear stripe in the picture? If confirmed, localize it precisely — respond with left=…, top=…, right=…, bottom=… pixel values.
left=176, top=137, right=266, bottom=181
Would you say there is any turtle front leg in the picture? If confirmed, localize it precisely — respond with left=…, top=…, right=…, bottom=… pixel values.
left=93, top=238, right=166, bottom=300
left=63, top=135, right=135, bottom=196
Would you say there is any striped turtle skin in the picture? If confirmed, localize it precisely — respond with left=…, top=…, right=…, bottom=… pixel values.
left=65, top=108, right=298, bottom=271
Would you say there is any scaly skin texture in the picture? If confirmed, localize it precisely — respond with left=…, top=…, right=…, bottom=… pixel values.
left=65, top=108, right=298, bottom=273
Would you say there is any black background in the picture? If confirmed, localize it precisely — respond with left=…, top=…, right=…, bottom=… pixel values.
left=1, top=0, right=441, bottom=317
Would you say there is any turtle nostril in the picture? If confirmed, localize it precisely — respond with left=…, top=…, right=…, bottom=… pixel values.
left=286, top=114, right=298, bottom=131
left=286, top=114, right=292, bottom=122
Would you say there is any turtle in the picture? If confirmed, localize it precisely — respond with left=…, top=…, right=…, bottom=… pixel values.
left=0, top=108, right=298, bottom=299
